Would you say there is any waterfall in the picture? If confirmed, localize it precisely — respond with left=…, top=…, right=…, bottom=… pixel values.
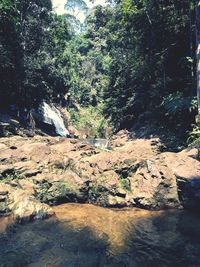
left=41, top=102, right=69, bottom=137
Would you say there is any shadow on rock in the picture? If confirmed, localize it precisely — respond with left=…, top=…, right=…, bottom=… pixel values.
left=177, top=175, right=200, bottom=211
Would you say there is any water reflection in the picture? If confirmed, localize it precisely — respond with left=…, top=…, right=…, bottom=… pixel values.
left=121, top=212, right=200, bottom=267
left=0, top=204, right=200, bottom=267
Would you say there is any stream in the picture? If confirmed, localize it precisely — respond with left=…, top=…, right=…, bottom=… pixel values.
left=1, top=204, right=200, bottom=267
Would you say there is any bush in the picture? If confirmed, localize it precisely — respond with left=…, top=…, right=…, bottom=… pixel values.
left=69, top=103, right=112, bottom=138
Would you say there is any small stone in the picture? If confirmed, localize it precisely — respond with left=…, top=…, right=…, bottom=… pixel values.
left=107, top=195, right=126, bottom=207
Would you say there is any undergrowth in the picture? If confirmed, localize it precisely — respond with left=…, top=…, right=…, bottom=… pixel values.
left=69, top=103, right=112, bottom=138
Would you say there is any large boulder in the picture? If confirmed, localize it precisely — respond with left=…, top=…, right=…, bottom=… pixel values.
left=33, top=170, right=88, bottom=205
left=129, top=159, right=180, bottom=209
left=128, top=148, right=200, bottom=211
left=160, top=149, right=200, bottom=210
left=0, top=181, right=53, bottom=221
left=0, top=113, right=20, bottom=137
left=10, top=190, right=53, bottom=221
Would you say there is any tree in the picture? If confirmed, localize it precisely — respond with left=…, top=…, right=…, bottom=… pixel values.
left=0, top=0, right=198, bottom=145
left=196, top=1, right=200, bottom=123
left=0, top=0, right=72, bottom=109
left=65, top=5, right=112, bottom=107
left=103, top=0, right=197, bottom=138
left=65, top=0, right=88, bottom=17
left=64, top=0, right=88, bottom=33
left=0, top=0, right=18, bottom=107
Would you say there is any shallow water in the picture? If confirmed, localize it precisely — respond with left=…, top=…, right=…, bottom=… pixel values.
left=83, top=138, right=109, bottom=149
left=1, top=204, right=200, bottom=267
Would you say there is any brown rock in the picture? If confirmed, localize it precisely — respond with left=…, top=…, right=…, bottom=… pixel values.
left=0, top=134, right=199, bottom=219
left=11, top=193, right=54, bottom=221
left=107, top=195, right=127, bottom=207
left=160, top=150, right=200, bottom=210
left=130, top=159, right=180, bottom=209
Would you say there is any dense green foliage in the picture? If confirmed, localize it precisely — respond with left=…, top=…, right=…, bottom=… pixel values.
left=66, top=1, right=198, bottom=144
left=0, top=0, right=199, bottom=144
left=0, top=0, right=70, bottom=109
left=102, top=1, right=197, bottom=135
left=69, top=103, right=111, bottom=138
left=66, top=32, right=111, bottom=106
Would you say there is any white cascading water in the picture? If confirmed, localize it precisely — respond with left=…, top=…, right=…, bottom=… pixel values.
left=42, top=102, right=69, bottom=137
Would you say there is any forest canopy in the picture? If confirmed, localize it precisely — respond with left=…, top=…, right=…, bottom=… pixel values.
left=0, top=0, right=199, bottom=146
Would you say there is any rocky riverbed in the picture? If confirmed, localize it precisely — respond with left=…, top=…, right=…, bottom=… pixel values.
left=0, top=131, right=199, bottom=221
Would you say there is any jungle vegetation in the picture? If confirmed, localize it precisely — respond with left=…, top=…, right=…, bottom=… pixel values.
left=0, top=0, right=199, bottom=146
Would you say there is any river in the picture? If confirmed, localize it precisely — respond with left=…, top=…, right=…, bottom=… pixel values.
left=0, top=204, right=200, bottom=267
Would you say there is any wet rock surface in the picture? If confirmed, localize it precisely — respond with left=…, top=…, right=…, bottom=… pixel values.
left=0, top=131, right=199, bottom=220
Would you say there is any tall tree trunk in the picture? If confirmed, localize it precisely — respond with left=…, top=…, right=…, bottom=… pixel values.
left=196, top=1, right=200, bottom=123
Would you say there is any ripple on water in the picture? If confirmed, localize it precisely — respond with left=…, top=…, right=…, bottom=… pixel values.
left=0, top=204, right=200, bottom=267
